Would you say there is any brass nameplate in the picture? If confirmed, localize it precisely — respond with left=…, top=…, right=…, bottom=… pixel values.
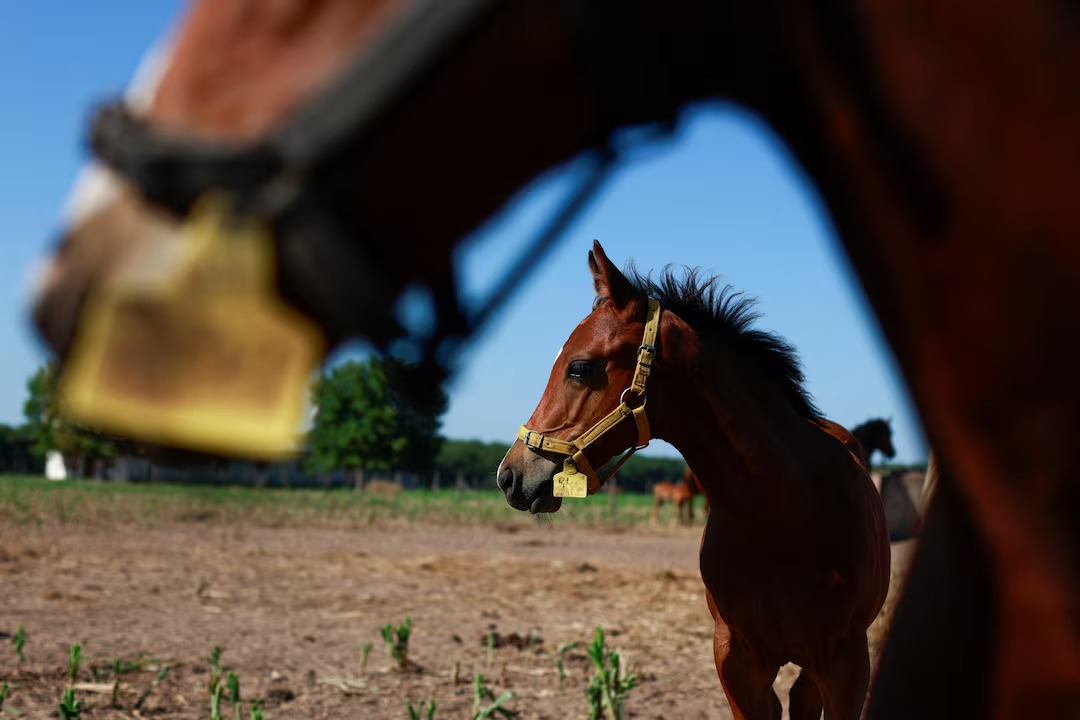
left=62, top=194, right=324, bottom=459
left=552, top=470, right=588, bottom=498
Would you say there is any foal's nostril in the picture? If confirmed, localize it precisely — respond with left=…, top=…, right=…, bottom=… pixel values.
left=496, top=467, right=515, bottom=493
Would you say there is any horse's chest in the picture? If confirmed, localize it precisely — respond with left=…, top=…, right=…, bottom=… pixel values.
left=698, top=524, right=848, bottom=658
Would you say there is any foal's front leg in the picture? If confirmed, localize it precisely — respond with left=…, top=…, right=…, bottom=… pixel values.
left=789, top=668, right=824, bottom=720
left=817, top=631, right=871, bottom=720
left=712, top=617, right=782, bottom=720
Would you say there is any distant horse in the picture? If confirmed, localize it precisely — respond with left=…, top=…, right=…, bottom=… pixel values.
left=31, top=1, right=1080, bottom=714
left=499, top=243, right=890, bottom=719
left=850, top=419, right=896, bottom=470
left=651, top=466, right=702, bottom=526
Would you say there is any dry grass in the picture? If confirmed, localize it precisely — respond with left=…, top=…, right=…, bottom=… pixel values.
left=0, top=475, right=677, bottom=531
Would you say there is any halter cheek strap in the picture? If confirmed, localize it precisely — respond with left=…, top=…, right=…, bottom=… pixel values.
left=517, top=297, right=661, bottom=495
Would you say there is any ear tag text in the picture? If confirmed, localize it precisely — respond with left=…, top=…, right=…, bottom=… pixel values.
left=552, top=461, right=589, bottom=498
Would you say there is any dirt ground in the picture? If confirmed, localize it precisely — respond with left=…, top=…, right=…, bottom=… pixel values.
left=0, top=517, right=913, bottom=719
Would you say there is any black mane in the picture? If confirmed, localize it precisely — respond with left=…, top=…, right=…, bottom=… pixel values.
left=626, top=264, right=822, bottom=421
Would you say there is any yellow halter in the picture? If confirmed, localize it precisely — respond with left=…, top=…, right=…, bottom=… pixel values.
left=516, top=298, right=662, bottom=497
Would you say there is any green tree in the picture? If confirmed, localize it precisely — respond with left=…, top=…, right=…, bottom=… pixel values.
left=23, top=362, right=120, bottom=477
left=0, top=423, right=37, bottom=473
left=0, top=424, right=16, bottom=471
left=434, top=440, right=509, bottom=489
left=304, top=357, right=446, bottom=488
left=24, top=362, right=61, bottom=457
left=382, top=357, right=448, bottom=478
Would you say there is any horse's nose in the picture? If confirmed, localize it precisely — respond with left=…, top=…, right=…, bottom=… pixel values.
left=30, top=233, right=77, bottom=359
left=496, top=467, right=515, bottom=494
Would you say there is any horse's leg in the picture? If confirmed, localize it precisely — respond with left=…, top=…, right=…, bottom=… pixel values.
left=789, top=668, right=823, bottom=720
left=651, top=496, right=661, bottom=527
left=818, top=632, right=871, bottom=720
left=712, top=619, right=781, bottom=720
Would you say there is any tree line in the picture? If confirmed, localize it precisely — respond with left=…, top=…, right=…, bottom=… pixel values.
left=8, top=360, right=688, bottom=492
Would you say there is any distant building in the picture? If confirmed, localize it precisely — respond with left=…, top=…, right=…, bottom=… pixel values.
left=45, top=450, right=67, bottom=481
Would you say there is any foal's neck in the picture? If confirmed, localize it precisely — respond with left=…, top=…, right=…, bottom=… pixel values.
left=653, top=321, right=819, bottom=528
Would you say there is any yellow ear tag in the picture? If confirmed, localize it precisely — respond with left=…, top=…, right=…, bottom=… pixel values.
left=552, top=461, right=589, bottom=498
left=61, top=194, right=325, bottom=459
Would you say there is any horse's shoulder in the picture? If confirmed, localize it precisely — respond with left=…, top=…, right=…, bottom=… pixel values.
left=812, top=417, right=868, bottom=471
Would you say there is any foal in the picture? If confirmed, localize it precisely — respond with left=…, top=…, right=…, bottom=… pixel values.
left=651, top=467, right=701, bottom=526
left=498, top=242, right=890, bottom=720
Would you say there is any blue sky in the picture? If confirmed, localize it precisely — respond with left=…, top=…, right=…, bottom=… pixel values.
left=0, top=3, right=926, bottom=463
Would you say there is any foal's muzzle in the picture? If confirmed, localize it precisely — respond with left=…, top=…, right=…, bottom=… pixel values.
left=497, top=464, right=561, bottom=514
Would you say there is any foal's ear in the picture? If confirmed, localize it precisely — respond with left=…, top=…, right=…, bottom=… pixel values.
left=588, top=240, right=636, bottom=308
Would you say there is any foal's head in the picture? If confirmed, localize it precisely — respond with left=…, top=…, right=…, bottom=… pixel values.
left=498, top=240, right=824, bottom=514
left=497, top=241, right=659, bottom=513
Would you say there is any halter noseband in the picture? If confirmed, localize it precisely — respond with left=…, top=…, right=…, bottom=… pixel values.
left=516, top=297, right=661, bottom=497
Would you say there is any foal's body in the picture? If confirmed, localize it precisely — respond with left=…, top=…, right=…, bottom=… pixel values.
left=669, top=328, right=889, bottom=719
left=499, top=243, right=890, bottom=719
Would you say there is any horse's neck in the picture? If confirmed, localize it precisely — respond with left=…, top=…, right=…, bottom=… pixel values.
left=654, top=330, right=821, bottom=528
left=681, top=475, right=696, bottom=496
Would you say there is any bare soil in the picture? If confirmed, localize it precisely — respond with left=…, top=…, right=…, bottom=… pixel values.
left=0, top=518, right=912, bottom=719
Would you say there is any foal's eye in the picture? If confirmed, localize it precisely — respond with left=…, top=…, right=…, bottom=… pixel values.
left=567, top=360, right=593, bottom=383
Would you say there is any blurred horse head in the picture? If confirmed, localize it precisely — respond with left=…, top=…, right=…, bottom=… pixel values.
left=35, top=1, right=405, bottom=357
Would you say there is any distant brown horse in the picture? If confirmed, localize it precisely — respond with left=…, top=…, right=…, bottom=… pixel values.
left=499, top=243, right=889, bottom=719
left=851, top=419, right=896, bottom=470
left=651, top=466, right=703, bottom=526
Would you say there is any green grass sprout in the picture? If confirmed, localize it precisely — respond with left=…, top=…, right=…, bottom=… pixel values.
left=379, top=616, right=412, bottom=670
left=57, top=687, right=81, bottom=720
left=585, top=628, right=638, bottom=720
